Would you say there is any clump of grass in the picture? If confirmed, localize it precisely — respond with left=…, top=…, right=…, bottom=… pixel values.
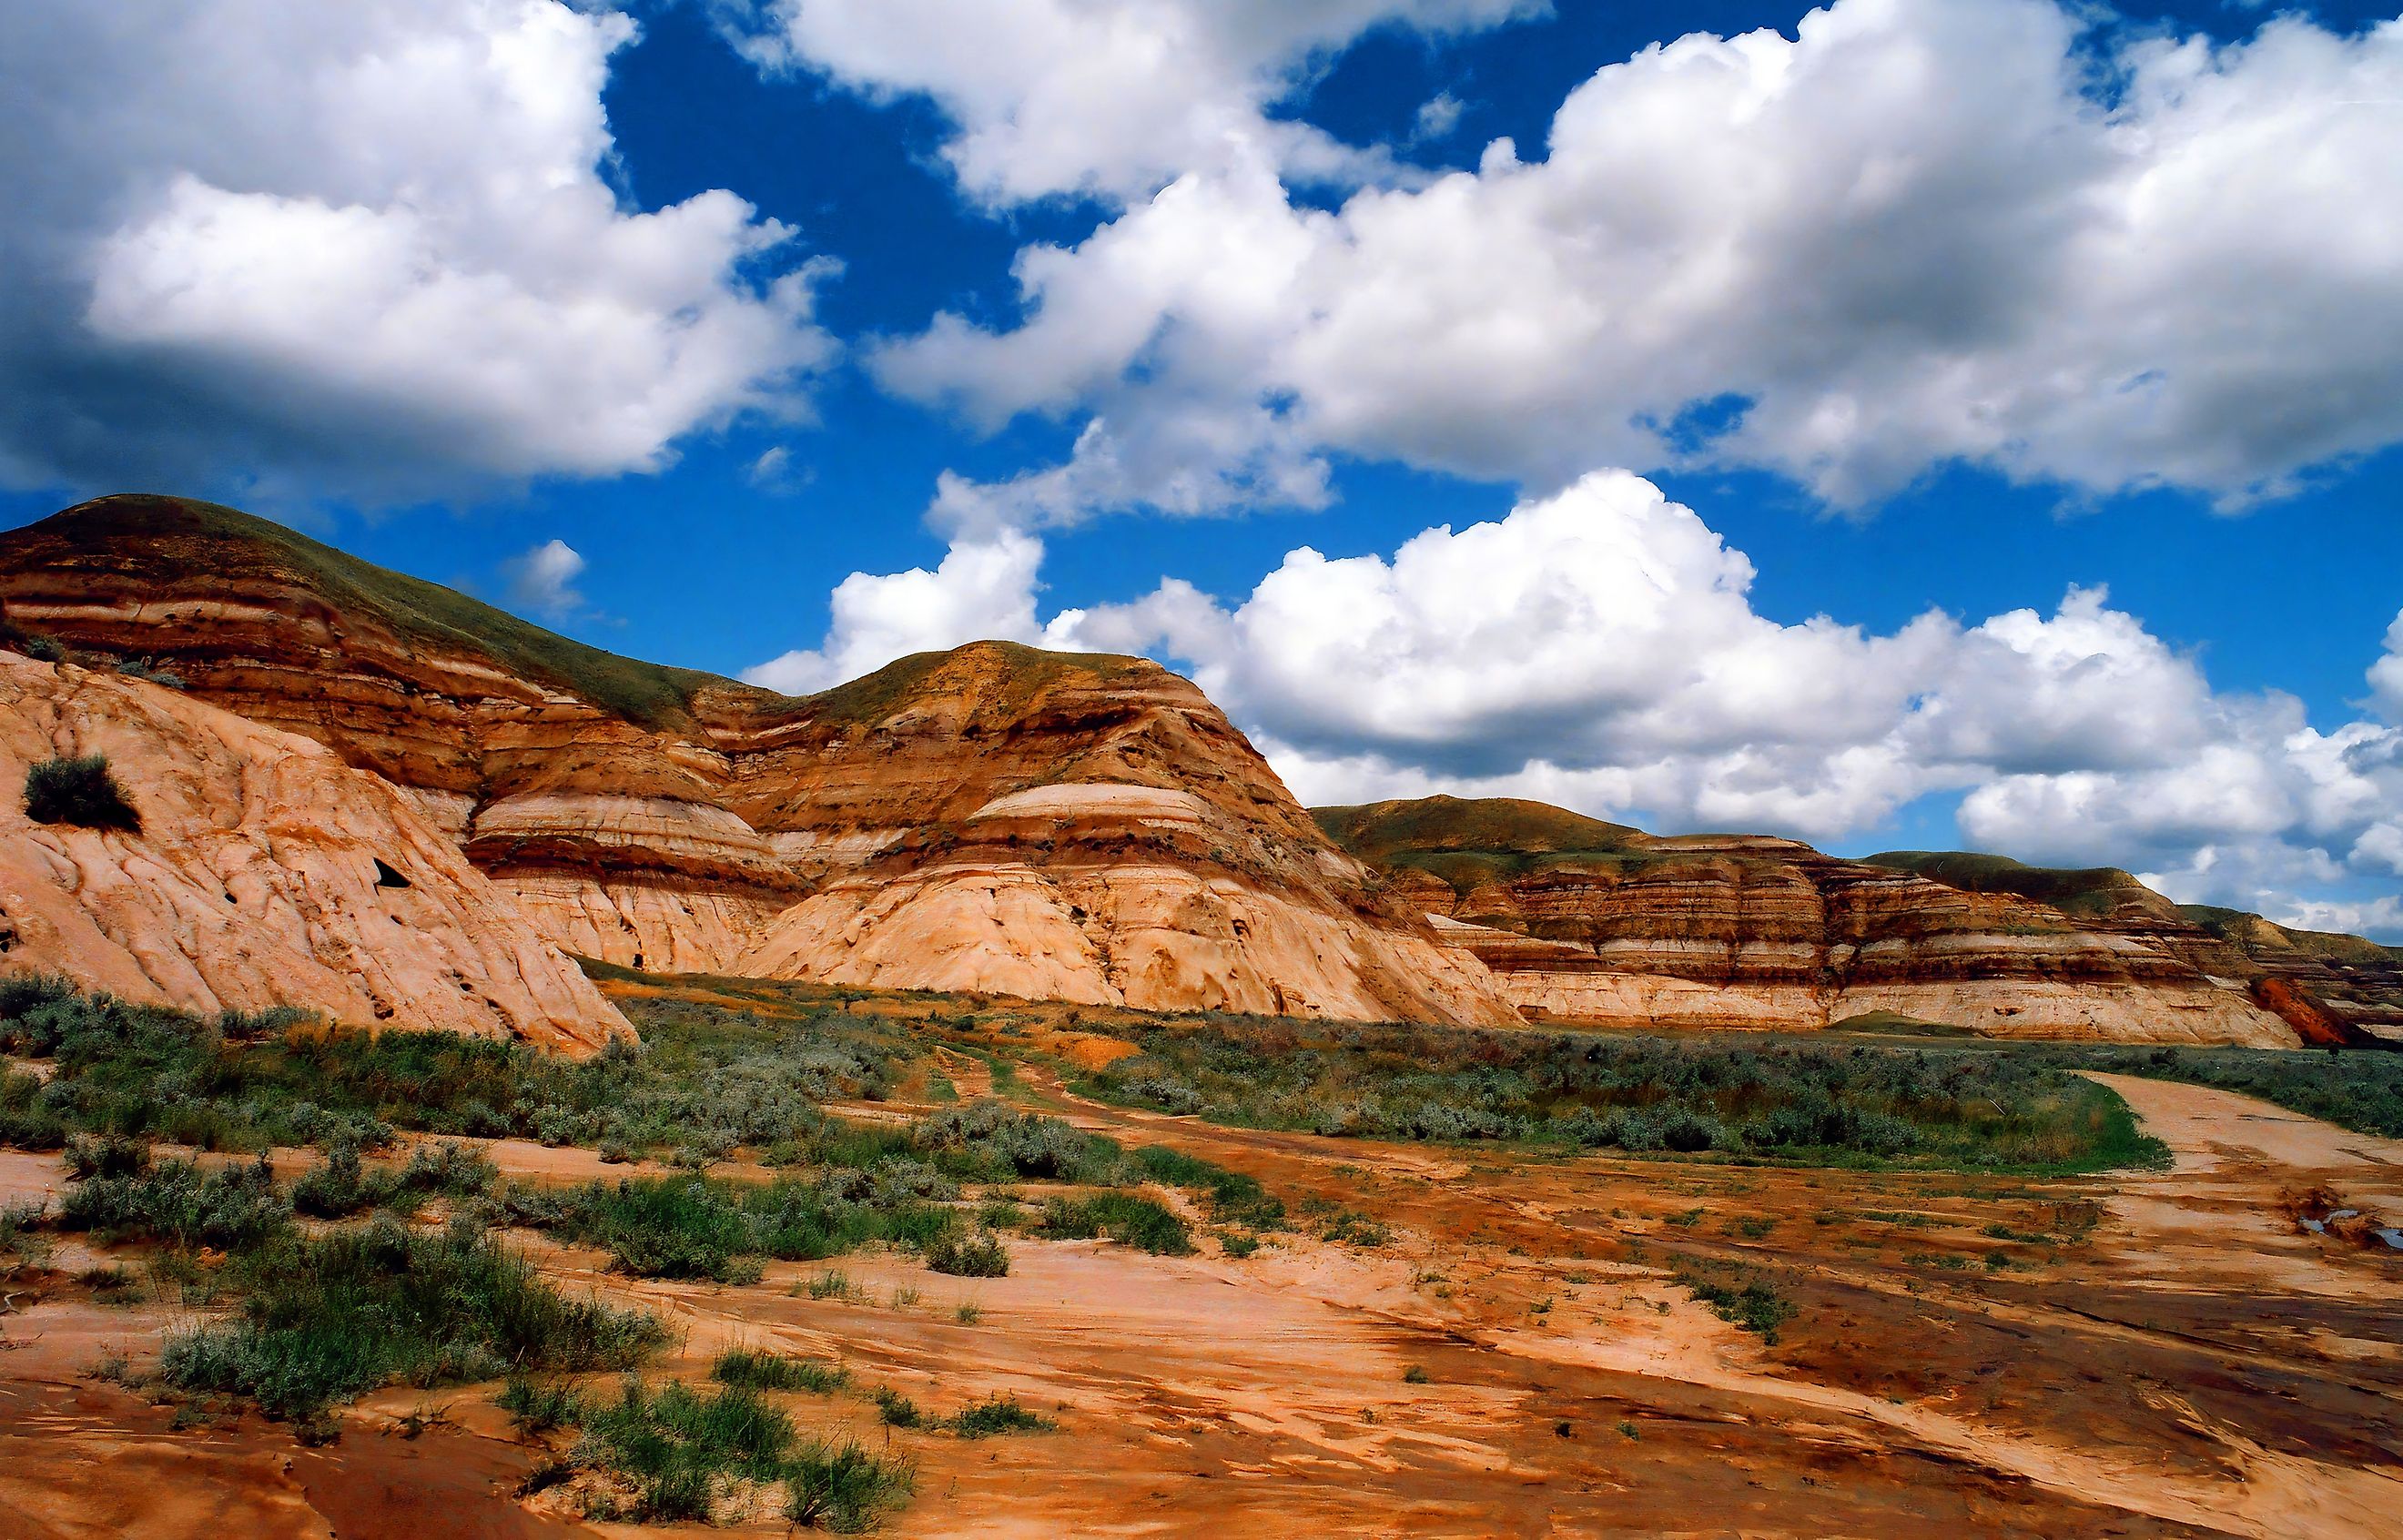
left=578, top=1377, right=795, bottom=1522
left=925, top=1231, right=1009, bottom=1278
left=872, top=1386, right=924, bottom=1428
left=160, top=1218, right=661, bottom=1422
left=945, top=1393, right=1055, bottom=1438
left=1674, top=1270, right=1799, bottom=1343
left=509, top=1172, right=967, bottom=1284
left=24, top=755, right=140, bottom=833
left=1038, top=1193, right=1192, bottom=1255
left=1219, top=1230, right=1261, bottom=1258
left=786, top=1438, right=916, bottom=1533
left=952, top=1303, right=982, bottom=1326
left=800, top=1269, right=858, bottom=1302
left=713, top=1346, right=849, bottom=1395
left=1401, top=1364, right=1429, bottom=1384
left=1315, top=1209, right=1391, bottom=1248
left=78, top=1264, right=141, bottom=1302
left=499, top=1374, right=588, bottom=1434
left=1127, top=1146, right=1285, bottom=1229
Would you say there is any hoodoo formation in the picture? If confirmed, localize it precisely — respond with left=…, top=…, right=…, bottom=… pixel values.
left=5, top=496, right=2398, bottom=1048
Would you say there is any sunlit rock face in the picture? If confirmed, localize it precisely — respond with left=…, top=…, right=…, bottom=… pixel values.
left=0, top=651, right=630, bottom=1054
left=0, top=496, right=1516, bottom=1027
left=1318, top=797, right=2320, bottom=1048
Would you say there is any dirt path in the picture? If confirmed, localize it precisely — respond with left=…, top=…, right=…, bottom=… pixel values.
left=2079, top=1072, right=2403, bottom=1301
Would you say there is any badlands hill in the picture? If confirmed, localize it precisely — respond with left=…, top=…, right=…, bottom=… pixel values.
left=5, top=495, right=2396, bottom=1049
left=0, top=650, right=628, bottom=1051
left=0, top=495, right=1512, bottom=1028
left=1316, top=796, right=2402, bottom=1048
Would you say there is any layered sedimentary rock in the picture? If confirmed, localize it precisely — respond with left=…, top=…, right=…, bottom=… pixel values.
left=0, top=496, right=1516, bottom=1027
left=0, top=652, right=630, bottom=1053
left=1318, top=797, right=2306, bottom=1046
left=1861, top=851, right=2403, bottom=1044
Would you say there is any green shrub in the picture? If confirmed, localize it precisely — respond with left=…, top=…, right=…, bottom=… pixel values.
left=0, top=980, right=921, bottom=1163
left=112, top=657, right=187, bottom=689
left=946, top=1394, right=1055, bottom=1437
left=58, top=1156, right=289, bottom=1249
left=24, top=755, right=139, bottom=833
left=1675, top=1270, right=1798, bottom=1343
left=1039, top=1193, right=1193, bottom=1255
left=713, top=1346, right=849, bottom=1395
left=909, top=1100, right=1124, bottom=1183
left=871, top=1386, right=923, bottom=1428
left=924, top=1231, right=1009, bottom=1277
left=161, top=1219, right=660, bottom=1421
left=1080, top=1016, right=2195, bottom=1172
left=580, top=1378, right=796, bottom=1523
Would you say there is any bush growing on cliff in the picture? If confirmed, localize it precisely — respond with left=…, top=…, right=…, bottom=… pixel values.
left=111, top=656, right=186, bottom=689
left=24, top=754, right=140, bottom=833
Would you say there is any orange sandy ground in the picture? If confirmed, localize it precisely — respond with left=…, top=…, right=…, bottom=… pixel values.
left=2, top=995, right=2399, bottom=1539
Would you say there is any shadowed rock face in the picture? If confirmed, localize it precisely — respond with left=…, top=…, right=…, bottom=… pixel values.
left=1316, top=796, right=2325, bottom=1047
left=0, top=496, right=1516, bottom=1028
left=0, top=652, right=630, bottom=1053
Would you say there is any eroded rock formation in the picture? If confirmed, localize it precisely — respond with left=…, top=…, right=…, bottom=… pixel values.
left=0, top=496, right=1516, bottom=1027
left=12, top=496, right=2388, bottom=1048
left=0, top=652, right=630, bottom=1053
left=1317, top=797, right=2312, bottom=1046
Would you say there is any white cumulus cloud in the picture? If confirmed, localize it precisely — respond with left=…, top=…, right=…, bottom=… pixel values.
left=719, top=0, right=1543, bottom=205
left=742, top=529, right=1049, bottom=694
left=0, top=0, right=837, bottom=501
left=872, top=0, right=2403, bottom=522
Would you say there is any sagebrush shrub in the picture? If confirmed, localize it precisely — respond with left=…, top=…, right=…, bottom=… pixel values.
left=24, top=755, right=139, bottom=833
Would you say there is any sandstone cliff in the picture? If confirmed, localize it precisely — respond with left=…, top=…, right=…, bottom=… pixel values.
left=0, top=496, right=1516, bottom=1027
left=0, top=650, right=630, bottom=1053
left=1316, top=796, right=2309, bottom=1047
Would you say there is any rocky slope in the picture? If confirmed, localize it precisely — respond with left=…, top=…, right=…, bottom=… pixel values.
left=0, top=651, right=629, bottom=1052
left=0, top=496, right=1515, bottom=1027
left=1862, top=852, right=2403, bottom=1045
left=1315, top=796, right=2320, bottom=1046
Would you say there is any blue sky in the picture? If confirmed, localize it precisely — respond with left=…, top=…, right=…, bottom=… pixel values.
left=3, top=0, right=2400, bottom=935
